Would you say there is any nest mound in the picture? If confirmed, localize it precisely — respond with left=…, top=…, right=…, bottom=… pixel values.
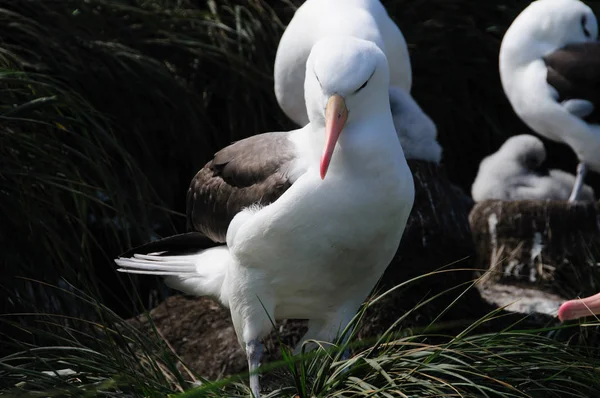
left=469, top=199, right=600, bottom=301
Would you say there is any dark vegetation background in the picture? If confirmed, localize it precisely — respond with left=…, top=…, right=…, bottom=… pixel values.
left=1, top=0, right=599, bottom=360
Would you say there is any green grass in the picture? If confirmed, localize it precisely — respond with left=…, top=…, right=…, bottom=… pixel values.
left=2, top=279, right=600, bottom=397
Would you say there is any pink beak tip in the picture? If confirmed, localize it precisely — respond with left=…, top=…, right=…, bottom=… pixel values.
left=557, top=303, right=570, bottom=323
left=556, top=297, right=600, bottom=323
left=319, top=161, right=328, bottom=180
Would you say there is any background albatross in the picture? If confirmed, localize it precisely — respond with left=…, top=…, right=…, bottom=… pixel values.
left=115, top=36, right=415, bottom=397
left=499, top=0, right=600, bottom=202
left=274, top=0, right=412, bottom=127
left=274, top=0, right=442, bottom=163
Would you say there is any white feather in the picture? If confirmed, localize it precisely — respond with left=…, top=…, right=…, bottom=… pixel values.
left=116, top=246, right=230, bottom=301
left=389, top=86, right=442, bottom=163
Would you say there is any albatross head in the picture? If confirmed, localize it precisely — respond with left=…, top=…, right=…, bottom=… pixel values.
left=501, top=135, right=547, bottom=171
left=501, top=0, right=598, bottom=62
left=304, top=35, right=391, bottom=179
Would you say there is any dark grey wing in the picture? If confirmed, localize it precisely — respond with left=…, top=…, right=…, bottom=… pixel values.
left=187, top=131, right=299, bottom=242
left=543, top=41, right=600, bottom=123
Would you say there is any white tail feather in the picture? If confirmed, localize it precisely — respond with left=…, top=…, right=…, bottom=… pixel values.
left=116, top=269, right=189, bottom=276
left=115, top=257, right=197, bottom=273
left=133, top=253, right=206, bottom=262
left=114, top=246, right=230, bottom=304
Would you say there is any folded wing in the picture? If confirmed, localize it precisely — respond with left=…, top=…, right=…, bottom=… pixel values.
left=544, top=41, right=600, bottom=123
left=186, top=131, right=300, bottom=242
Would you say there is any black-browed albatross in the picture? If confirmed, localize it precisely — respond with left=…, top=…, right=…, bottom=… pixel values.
left=116, top=36, right=415, bottom=397
left=499, top=0, right=600, bottom=202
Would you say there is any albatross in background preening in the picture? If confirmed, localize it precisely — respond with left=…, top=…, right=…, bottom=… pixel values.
left=499, top=0, right=600, bottom=202
left=115, top=36, right=415, bottom=397
left=471, top=134, right=595, bottom=202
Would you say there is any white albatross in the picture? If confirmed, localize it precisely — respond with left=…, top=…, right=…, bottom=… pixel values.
left=499, top=0, right=600, bottom=202
left=471, top=134, right=595, bottom=202
left=274, top=0, right=411, bottom=127
left=115, top=36, right=415, bottom=397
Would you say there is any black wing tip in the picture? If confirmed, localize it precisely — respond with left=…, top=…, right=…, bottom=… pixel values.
left=118, top=232, right=219, bottom=258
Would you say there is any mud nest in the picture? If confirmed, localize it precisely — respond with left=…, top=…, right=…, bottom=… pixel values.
left=469, top=199, right=600, bottom=300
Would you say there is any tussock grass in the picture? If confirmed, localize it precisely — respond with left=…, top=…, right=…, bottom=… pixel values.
left=0, top=281, right=193, bottom=395
left=3, top=279, right=600, bottom=397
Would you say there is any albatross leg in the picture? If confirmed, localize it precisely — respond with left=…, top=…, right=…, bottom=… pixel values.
left=233, top=293, right=273, bottom=398
left=568, top=162, right=588, bottom=202
left=293, top=319, right=328, bottom=356
left=246, top=339, right=264, bottom=398
left=294, top=309, right=357, bottom=359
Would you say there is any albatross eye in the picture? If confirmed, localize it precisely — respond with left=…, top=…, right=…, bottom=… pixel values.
left=354, top=69, right=376, bottom=94
left=581, top=15, right=591, bottom=38
left=315, top=73, right=322, bottom=88
left=354, top=79, right=369, bottom=94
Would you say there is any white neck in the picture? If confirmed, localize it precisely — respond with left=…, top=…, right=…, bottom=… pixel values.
left=500, top=36, right=556, bottom=68
left=292, top=106, right=403, bottom=180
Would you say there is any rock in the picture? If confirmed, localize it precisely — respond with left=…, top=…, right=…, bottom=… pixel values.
left=469, top=199, right=600, bottom=301
left=127, top=161, right=493, bottom=380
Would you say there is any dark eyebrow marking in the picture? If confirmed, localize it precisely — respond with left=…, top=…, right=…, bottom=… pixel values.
left=582, top=14, right=591, bottom=38
left=314, top=67, right=322, bottom=88
left=355, top=79, right=368, bottom=93
left=354, top=69, right=376, bottom=94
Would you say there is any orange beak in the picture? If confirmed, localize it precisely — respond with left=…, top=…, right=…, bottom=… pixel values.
left=558, top=291, right=600, bottom=322
left=320, top=94, right=349, bottom=179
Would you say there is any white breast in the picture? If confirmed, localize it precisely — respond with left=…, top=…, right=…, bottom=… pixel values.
left=226, top=130, right=413, bottom=318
